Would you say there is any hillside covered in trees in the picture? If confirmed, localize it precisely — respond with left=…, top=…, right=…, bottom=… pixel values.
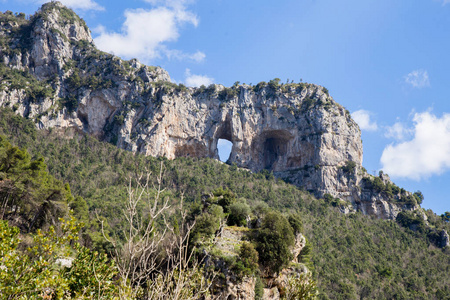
left=1, top=107, right=449, bottom=299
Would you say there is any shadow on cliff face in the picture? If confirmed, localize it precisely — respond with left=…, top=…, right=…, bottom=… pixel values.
left=260, top=130, right=292, bottom=171
left=264, top=137, right=287, bottom=170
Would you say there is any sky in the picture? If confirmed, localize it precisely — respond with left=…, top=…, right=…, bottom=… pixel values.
left=2, top=0, right=450, bottom=214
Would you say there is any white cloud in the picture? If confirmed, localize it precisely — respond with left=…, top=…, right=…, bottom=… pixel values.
left=93, top=1, right=201, bottom=63
left=184, top=69, right=213, bottom=87
left=442, top=0, right=450, bottom=5
left=165, top=49, right=205, bottom=62
left=380, top=111, right=450, bottom=180
left=351, top=110, right=378, bottom=131
left=38, top=0, right=104, bottom=11
left=404, top=69, right=430, bottom=88
left=384, top=122, right=412, bottom=140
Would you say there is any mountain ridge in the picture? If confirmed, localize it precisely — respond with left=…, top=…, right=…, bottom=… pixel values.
left=0, top=2, right=426, bottom=220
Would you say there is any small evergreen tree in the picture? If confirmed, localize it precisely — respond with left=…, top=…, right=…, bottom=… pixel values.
left=256, top=211, right=295, bottom=273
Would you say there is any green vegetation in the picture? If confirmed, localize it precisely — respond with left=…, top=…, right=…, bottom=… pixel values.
left=0, top=108, right=449, bottom=299
left=341, top=160, right=356, bottom=174
left=284, top=273, right=318, bottom=300
left=0, top=217, right=119, bottom=299
left=0, top=64, right=54, bottom=102
left=362, top=173, right=426, bottom=208
left=288, top=212, right=303, bottom=234
left=256, top=211, right=295, bottom=273
left=228, top=202, right=251, bottom=226
left=218, top=86, right=239, bottom=101
left=396, top=210, right=427, bottom=233
left=268, top=77, right=281, bottom=90
left=0, top=135, right=71, bottom=231
left=39, top=1, right=89, bottom=32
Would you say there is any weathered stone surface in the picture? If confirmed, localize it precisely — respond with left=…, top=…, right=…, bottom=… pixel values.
left=263, top=287, right=280, bottom=300
left=291, top=233, right=306, bottom=263
left=0, top=2, right=419, bottom=219
left=214, top=277, right=256, bottom=300
left=439, top=229, right=449, bottom=248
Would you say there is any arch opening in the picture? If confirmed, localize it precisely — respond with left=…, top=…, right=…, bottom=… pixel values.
left=218, top=138, right=232, bottom=163
left=215, top=117, right=233, bottom=163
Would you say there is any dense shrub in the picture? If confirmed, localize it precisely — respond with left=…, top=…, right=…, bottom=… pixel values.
left=256, top=211, right=295, bottom=273
left=0, top=217, right=118, bottom=299
left=288, top=213, right=303, bottom=235
left=227, top=202, right=251, bottom=226
left=268, top=78, right=281, bottom=90
left=341, top=160, right=356, bottom=174
left=232, top=241, right=259, bottom=278
left=213, top=187, right=236, bottom=213
left=413, top=191, right=424, bottom=205
left=191, top=204, right=224, bottom=243
left=254, top=276, right=264, bottom=300
left=298, top=237, right=313, bottom=268
left=396, top=211, right=426, bottom=233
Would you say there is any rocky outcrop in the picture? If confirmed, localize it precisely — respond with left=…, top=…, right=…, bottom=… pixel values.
left=215, top=277, right=256, bottom=300
left=210, top=227, right=310, bottom=300
left=0, top=2, right=419, bottom=219
left=438, top=229, right=449, bottom=248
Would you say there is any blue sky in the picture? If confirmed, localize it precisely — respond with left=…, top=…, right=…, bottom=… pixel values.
left=2, top=0, right=450, bottom=214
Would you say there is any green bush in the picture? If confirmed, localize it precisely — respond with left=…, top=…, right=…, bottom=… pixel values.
left=396, top=211, right=426, bottom=233
left=254, top=276, right=264, bottom=300
left=213, top=187, right=236, bottom=213
left=218, top=87, right=238, bottom=101
left=268, top=78, right=281, bottom=90
left=341, top=160, right=356, bottom=174
left=191, top=204, right=224, bottom=244
left=298, top=237, right=313, bottom=268
left=232, top=241, right=259, bottom=278
left=253, top=81, right=267, bottom=93
left=0, top=217, right=118, bottom=299
left=256, top=211, right=294, bottom=273
left=413, top=191, right=424, bottom=205
left=288, top=213, right=303, bottom=235
left=227, top=202, right=251, bottom=226
left=323, top=193, right=340, bottom=207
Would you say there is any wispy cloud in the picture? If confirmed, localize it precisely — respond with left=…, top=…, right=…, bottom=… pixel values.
left=404, top=69, right=430, bottom=88
left=380, top=111, right=450, bottom=180
left=184, top=69, right=213, bottom=87
left=384, top=122, right=412, bottom=140
left=38, top=0, right=104, bottom=11
left=351, top=110, right=378, bottom=131
left=94, top=1, right=202, bottom=63
left=165, top=49, right=205, bottom=62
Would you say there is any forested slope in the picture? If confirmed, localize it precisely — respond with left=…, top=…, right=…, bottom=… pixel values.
left=1, top=107, right=449, bottom=299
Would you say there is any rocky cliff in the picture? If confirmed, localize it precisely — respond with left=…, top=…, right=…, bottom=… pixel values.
left=0, top=2, right=420, bottom=219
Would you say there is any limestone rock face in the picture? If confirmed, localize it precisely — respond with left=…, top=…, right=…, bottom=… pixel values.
left=439, top=230, right=449, bottom=248
left=215, top=277, right=255, bottom=300
left=0, top=2, right=418, bottom=219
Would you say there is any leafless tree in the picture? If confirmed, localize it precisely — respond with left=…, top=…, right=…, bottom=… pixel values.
left=100, top=162, right=214, bottom=299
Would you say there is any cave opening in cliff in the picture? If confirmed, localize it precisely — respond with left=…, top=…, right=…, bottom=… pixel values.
left=218, top=139, right=232, bottom=163
left=216, top=118, right=233, bottom=163
left=262, top=133, right=290, bottom=170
